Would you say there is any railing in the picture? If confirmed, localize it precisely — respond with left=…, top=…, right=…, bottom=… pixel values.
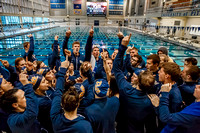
left=163, top=1, right=200, bottom=12
left=146, top=1, right=200, bottom=15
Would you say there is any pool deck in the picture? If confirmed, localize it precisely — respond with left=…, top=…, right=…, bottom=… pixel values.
left=125, top=27, right=200, bottom=52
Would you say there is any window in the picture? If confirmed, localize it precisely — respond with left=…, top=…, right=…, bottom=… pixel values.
left=174, top=21, right=180, bottom=26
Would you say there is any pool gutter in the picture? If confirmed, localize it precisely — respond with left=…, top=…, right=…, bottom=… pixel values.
left=124, top=27, right=200, bottom=52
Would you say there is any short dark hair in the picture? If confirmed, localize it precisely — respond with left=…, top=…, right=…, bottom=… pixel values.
left=36, top=61, right=43, bottom=71
left=80, top=61, right=91, bottom=77
left=15, top=57, right=25, bottom=71
left=186, top=66, right=200, bottom=81
left=161, top=62, right=181, bottom=82
left=109, top=74, right=119, bottom=97
left=134, top=55, right=142, bottom=64
left=0, top=89, right=19, bottom=112
left=23, top=42, right=29, bottom=48
left=185, top=57, right=197, bottom=66
left=61, top=87, right=79, bottom=112
left=138, top=71, right=155, bottom=94
left=147, top=54, right=160, bottom=66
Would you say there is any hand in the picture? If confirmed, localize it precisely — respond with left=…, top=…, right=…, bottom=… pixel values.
left=66, top=27, right=71, bottom=37
left=122, top=33, right=132, bottom=47
left=64, top=49, right=71, bottom=57
left=100, top=49, right=107, bottom=61
left=54, top=35, right=59, bottom=41
left=117, top=28, right=124, bottom=38
left=126, top=46, right=132, bottom=54
left=19, top=73, right=29, bottom=86
left=61, top=60, right=69, bottom=69
left=52, top=69, right=57, bottom=74
left=160, top=83, right=172, bottom=92
left=83, top=62, right=92, bottom=72
left=0, top=59, right=9, bottom=68
left=27, top=34, right=33, bottom=38
left=26, top=61, right=33, bottom=71
left=75, top=77, right=83, bottom=83
left=89, top=26, right=94, bottom=37
left=148, top=94, right=160, bottom=107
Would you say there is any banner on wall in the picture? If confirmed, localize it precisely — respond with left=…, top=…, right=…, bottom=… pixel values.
left=50, top=0, right=66, bottom=9
left=74, top=9, right=82, bottom=14
left=73, top=0, right=82, bottom=14
left=50, top=0, right=65, bottom=3
left=162, top=9, right=200, bottom=17
left=74, top=4, right=81, bottom=9
left=73, top=4, right=82, bottom=14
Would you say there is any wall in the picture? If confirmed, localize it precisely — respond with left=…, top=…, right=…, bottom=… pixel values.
left=159, top=17, right=185, bottom=36
left=184, top=17, right=200, bottom=40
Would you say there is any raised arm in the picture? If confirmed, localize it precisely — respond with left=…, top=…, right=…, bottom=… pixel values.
left=49, top=35, right=59, bottom=70
left=113, top=34, right=133, bottom=91
left=63, top=28, right=71, bottom=57
left=27, top=34, right=34, bottom=62
left=50, top=60, right=69, bottom=121
left=117, top=28, right=124, bottom=47
left=84, top=26, right=94, bottom=62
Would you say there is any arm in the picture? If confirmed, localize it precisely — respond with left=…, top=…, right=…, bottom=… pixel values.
left=159, top=92, right=195, bottom=126
left=117, top=28, right=124, bottom=47
left=52, top=40, right=59, bottom=59
left=62, top=36, right=69, bottom=57
left=118, top=37, right=123, bottom=47
left=50, top=67, right=67, bottom=121
left=85, top=26, right=94, bottom=62
left=113, top=45, right=133, bottom=91
left=84, top=36, right=93, bottom=62
left=124, top=54, right=134, bottom=73
left=49, top=36, right=59, bottom=69
left=27, top=36, right=34, bottom=62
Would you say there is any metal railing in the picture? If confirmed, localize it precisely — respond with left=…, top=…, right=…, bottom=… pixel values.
left=146, top=1, right=200, bottom=15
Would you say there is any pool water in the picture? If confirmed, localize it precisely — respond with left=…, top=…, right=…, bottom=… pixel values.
left=0, top=26, right=200, bottom=69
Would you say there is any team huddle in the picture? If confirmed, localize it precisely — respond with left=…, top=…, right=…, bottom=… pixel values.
left=0, top=26, right=200, bottom=133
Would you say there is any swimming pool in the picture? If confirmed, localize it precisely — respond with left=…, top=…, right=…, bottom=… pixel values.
left=0, top=26, right=200, bottom=69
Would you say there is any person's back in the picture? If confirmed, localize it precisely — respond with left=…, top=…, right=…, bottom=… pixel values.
left=48, top=35, right=61, bottom=71
left=53, top=114, right=92, bottom=133
left=117, top=89, right=155, bottom=132
left=85, top=97, right=119, bottom=133
left=113, top=35, right=157, bottom=133
left=51, top=61, right=93, bottom=133
left=84, top=79, right=119, bottom=133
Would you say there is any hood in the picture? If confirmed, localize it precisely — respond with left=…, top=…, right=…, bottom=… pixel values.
left=157, top=47, right=168, bottom=55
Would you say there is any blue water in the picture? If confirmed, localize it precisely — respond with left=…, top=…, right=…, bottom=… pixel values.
left=0, top=26, right=200, bottom=69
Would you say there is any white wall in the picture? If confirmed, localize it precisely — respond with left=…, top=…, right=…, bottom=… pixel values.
left=185, top=17, right=200, bottom=40
left=159, top=17, right=185, bottom=36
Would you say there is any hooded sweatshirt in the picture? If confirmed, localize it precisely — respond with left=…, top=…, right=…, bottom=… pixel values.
left=157, top=47, right=174, bottom=62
